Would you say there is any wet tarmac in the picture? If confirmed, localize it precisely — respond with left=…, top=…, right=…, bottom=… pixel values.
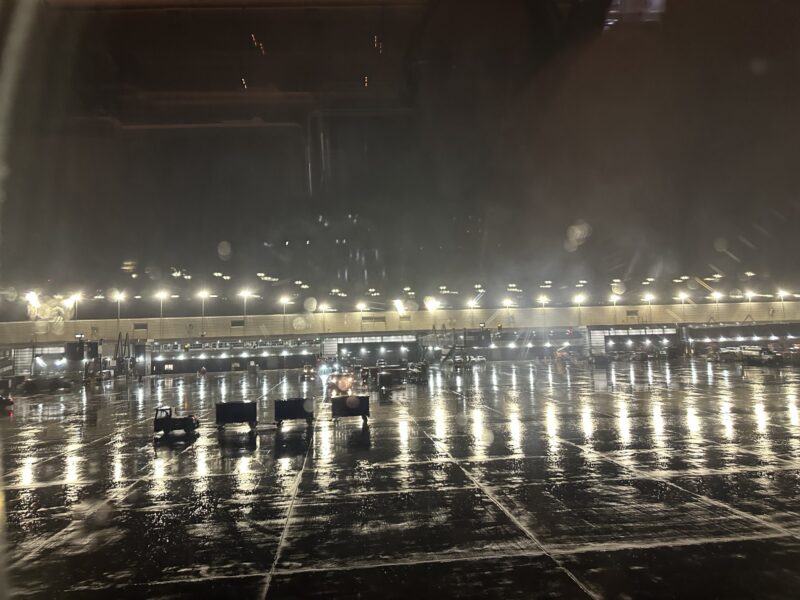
left=3, top=359, right=800, bottom=598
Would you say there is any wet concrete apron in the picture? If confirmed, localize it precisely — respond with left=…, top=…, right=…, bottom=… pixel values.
left=3, top=360, right=800, bottom=598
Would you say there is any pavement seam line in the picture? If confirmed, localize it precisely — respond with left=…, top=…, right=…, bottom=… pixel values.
left=1, top=385, right=183, bottom=483
left=7, top=405, right=217, bottom=569
left=409, top=391, right=601, bottom=600
left=8, top=374, right=284, bottom=570
left=270, top=529, right=793, bottom=575
left=561, top=436, right=800, bottom=543
left=62, top=529, right=796, bottom=594
left=260, top=397, right=316, bottom=599
left=454, top=377, right=800, bottom=544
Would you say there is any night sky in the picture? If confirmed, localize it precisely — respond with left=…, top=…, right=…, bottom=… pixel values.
left=2, top=0, right=800, bottom=308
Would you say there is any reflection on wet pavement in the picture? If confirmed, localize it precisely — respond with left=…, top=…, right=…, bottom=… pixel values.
left=3, top=360, right=800, bottom=598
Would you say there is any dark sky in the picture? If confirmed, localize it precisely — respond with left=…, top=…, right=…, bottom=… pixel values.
left=2, top=0, right=800, bottom=304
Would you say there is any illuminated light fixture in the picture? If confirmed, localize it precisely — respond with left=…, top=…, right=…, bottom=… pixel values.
left=704, top=337, right=712, bottom=343
left=155, top=290, right=169, bottom=300
left=507, top=342, right=517, bottom=348
left=197, top=289, right=210, bottom=299
left=626, top=339, right=633, bottom=346
left=240, top=352, right=249, bottom=358
left=526, top=342, right=533, bottom=348
left=393, top=299, right=406, bottom=315
left=467, top=299, right=478, bottom=308
left=318, top=303, right=329, bottom=312
left=537, top=295, right=550, bottom=307
left=360, top=347, right=367, bottom=354
left=662, top=339, right=669, bottom=345
left=198, top=353, right=207, bottom=359
left=745, top=290, right=755, bottom=301
left=424, top=297, right=441, bottom=312
left=63, top=292, right=81, bottom=308
left=502, top=298, right=514, bottom=308
left=279, top=296, right=290, bottom=305
left=489, top=343, right=497, bottom=349
left=356, top=302, right=367, bottom=311
left=238, top=289, right=253, bottom=298
left=400, top=346, right=408, bottom=352
left=711, top=291, right=723, bottom=301
left=609, top=294, right=620, bottom=304
left=643, top=293, right=655, bottom=303
left=608, top=340, right=615, bottom=347
left=677, top=291, right=688, bottom=301
left=573, top=293, right=586, bottom=305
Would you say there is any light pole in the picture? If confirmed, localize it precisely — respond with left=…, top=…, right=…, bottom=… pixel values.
left=711, top=291, right=723, bottom=321
left=643, top=293, right=654, bottom=323
left=678, top=291, right=688, bottom=321
left=63, top=292, right=82, bottom=321
left=113, top=291, right=125, bottom=335
left=280, top=296, right=290, bottom=335
left=392, top=299, right=406, bottom=331
left=239, top=289, right=253, bottom=335
left=425, top=297, right=440, bottom=331
left=502, top=298, right=514, bottom=326
left=778, top=290, right=787, bottom=320
left=357, top=302, right=367, bottom=332
left=609, top=294, right=620, bottom=325
left=537, top=294, right=549, bottom=328
left=319, top=303, right=329, bottom=333
left=25, top=291, right=40, bottom=319
left=155, top=290, right=168, bottom=338
left=26, top=292, right=40, bottom=375
left=573, top=294, right=586, bottom=326
left=467, top=298, right=477, bottom=328
left=197, top=290, right=210, bottom=337
left=745, top=290, right=754, bottom=318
